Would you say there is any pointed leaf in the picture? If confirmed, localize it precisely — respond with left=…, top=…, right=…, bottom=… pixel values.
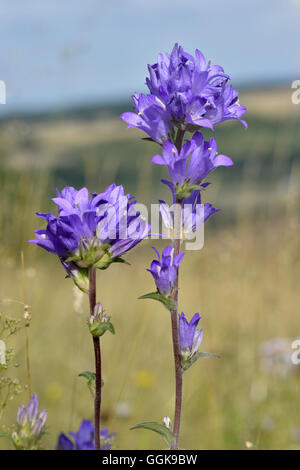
left=78, top=370, right=104, bottom=395
left=130, top=421, right=175, bottom=445
left=183, top=352, right=220, bottom=371
left=138, top=292, right=175, bottom=312
left=78, top=370, right=96, bottom=382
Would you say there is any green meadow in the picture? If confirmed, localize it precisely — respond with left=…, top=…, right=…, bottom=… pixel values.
left=0, top=85, right=299, bottom=449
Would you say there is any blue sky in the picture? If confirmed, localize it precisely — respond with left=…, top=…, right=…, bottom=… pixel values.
left=0, top=0, right=299, bottom=114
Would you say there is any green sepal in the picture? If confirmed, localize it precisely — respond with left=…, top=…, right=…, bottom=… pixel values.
left=89, top=321, right=115, bottom=337
left=182, top=352, right=220, bottom=371
left=93, top=253, right=112, bottom=270
left=66, top=243, right=111, bottom=269
left=138, top=292, right=176, bottom=312
left=78, top=371, right=104, bottom=395
left=130, top=421, right=175, bottom=446
left=64, top=267, right=90, bottom=294
left=111, top=257, right=131, bottom=266
left=175, top=183, right=203, bottom=201
left=66, top=250, right=106, bottom=268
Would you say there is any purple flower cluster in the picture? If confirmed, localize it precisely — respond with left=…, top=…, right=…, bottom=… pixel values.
left=179, top=313, right=203, bottom=363
left=121, top=43, right=247, bottom=143
left=29, top=185, right=150, bottom=291
left=12, top=394, right=48, bottom=450
left=16, top=394, right=47, bottom=435
left=56, top=419, right=115, bottom=450
left=147, top=245, right=184, bottom=296
left=152, top=131, right=233, bottom=190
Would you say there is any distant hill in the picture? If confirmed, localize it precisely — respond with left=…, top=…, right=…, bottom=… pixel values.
left=0, top=83, right=298, bottom=124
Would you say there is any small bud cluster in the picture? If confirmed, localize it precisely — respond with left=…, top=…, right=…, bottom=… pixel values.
left=88, top=303, right=115, bottom=338
left=88, top=302, right=108, bottom=325
left=12, top=394, right=47, bottom=450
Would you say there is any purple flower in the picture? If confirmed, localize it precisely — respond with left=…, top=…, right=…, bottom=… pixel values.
left=152, top=131, right=233, bottom=188
left=121, top=43, right=247, bottom=143
left=147, top=245, right=184, bottom=296
left=56, top=420, right=115, bottom=450
left=121, top=93, right=172, bottom=144
left=179, top=312, right=203, bottom=362
left=16, top=394, right=47, bottom=434
left=159, top=189, right=220, bottom=239
left=29, top=185, right=150, bottom=284
left=13, top=394, right=47, bottom=450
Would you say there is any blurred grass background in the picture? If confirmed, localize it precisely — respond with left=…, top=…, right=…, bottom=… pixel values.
left=0, top=85, right=300, bottom=450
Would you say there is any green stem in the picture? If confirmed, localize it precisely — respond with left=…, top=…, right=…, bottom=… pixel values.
left=89, top=268, right=102, bottom=451
left=170, top=128, right=185, bottom=449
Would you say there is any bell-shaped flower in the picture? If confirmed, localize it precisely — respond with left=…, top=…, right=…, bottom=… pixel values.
left=159, top=189, right=220, bottom=240
left=147, top=245, right=184, bottom=296
left=179, top=312, right=203, bottom=364
left=56, top=419, right=115, bottom=450
left=152, top=131, right=233, bottom=194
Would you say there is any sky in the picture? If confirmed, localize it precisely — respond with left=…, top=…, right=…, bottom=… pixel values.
left=0, top=0, right=299, bottom=114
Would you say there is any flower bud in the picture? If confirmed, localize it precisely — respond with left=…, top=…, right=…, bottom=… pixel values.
left=13, top=394, right=47, bottom=450
left=93, top=302, right=103, bottom=321
left=16, top=404, right=26, bottom=425
left=162, top=416, right=173, bottom=430
left=32, top=410, right=47, bottom=436
left=61, top=260, right=90, bottom=294
left=26, top=394, right=39, bottom=421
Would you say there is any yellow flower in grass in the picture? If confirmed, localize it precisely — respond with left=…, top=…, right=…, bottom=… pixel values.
left=133, top=370, right=155, bottom=389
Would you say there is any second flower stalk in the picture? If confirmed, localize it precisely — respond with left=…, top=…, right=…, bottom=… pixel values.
left=88, top=268, right=102, bottom=451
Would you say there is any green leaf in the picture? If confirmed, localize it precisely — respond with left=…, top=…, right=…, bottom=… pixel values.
left=138, top=292, right=176, bottom=312
left=130, top=421, right=175, bottom=445
left=183, top=352, right=220, bottom=371
left=89, top=321, right=115, bottom=337
left=78, top=371, right=104, bottom=395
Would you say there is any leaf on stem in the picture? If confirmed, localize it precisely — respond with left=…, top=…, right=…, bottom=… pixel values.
left=130, top=421, right=175, bottom=446
left=78, top=371, right=104, bottom=395
left=183, top=352, right=220, bottom=371
left=138, top=292, right=176, bottom=312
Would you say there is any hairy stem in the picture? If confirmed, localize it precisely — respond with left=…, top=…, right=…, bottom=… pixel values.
left=89, top=268, right=102, bottom=451
left=170, top=128, right=185, bottom=449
